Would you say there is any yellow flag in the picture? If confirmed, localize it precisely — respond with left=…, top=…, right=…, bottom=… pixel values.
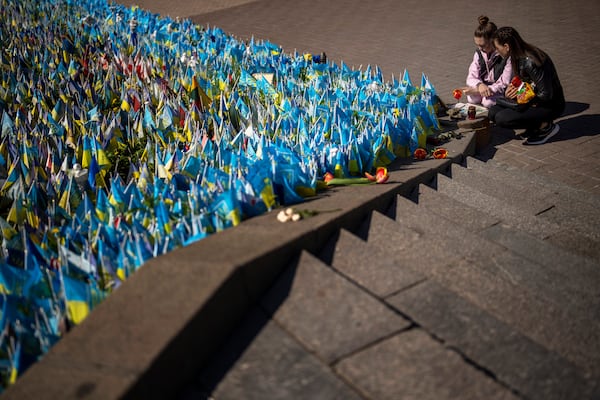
left=120, top=98, right=131, bottom=112
left=67, top=301, right=90, bottom=325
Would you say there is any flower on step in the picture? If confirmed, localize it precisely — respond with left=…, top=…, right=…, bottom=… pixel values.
left=414, top=148, right=427, bottom=160
left=433, top=148, right=448, bottom=159
left=277, top=207, right=302, bottom=222
left=325, top=167, right=389, bottom=186
left=323, top=171, right=334, bottom=183
left=365, top=167, right=389, bottom=183
left=277, top=207, right=341, bottom=222
left=315, top=171, right=335, bottom=190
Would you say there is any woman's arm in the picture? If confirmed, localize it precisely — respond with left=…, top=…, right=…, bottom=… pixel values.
left=520, top=56, right=554, bottom=102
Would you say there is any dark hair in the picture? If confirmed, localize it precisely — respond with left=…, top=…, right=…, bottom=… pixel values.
left=493, top=26, right=547, bottom=72
left=474, top=16, right=497, bottom=41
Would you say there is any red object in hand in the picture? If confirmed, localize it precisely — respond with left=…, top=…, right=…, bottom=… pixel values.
left=453, top=89, right=462, bottom=100
left=511, top=76, right=522, bottom=87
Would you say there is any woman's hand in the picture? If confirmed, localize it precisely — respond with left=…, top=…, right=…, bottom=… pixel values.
left=478, top=83, right=492, bottom=98
left=505, top=84, right=518, bottom=99
left=458, top=86, right=479, bottom=96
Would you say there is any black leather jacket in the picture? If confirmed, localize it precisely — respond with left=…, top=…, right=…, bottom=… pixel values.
left=518, top=53, right=565, bottom=115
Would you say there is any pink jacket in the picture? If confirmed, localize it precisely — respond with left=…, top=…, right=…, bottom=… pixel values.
left=466, top=50, right=512, bottom=95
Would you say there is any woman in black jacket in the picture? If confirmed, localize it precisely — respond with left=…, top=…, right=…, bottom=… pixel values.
left=488, top=26, right=565, bottom=145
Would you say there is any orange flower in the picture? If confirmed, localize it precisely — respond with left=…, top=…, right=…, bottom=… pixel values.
left=414, top=148, right=427, bottom=160
left=365, top=167, right=389, bottom=183
left=375, top=167, right=389, bottom=183
left=323, top=171, right=334, bottom=183
left=433, top=148, right=448, bottom=159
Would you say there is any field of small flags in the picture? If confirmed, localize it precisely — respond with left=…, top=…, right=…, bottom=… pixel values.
left=0, top=0, right=441, bottom=390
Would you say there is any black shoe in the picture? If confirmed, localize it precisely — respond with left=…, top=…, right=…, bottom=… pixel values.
left=524, top=122, right=560, bottom=145
left=517, top=127, right=536, bottom=140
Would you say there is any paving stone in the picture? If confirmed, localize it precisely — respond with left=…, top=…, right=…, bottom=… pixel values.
left=386, top=280, right=598, bottom=400
left=184, top=308, right=363, bottom=400
left=260, top=251, right=410, bottom=363
left=324, top=228, right=425, bottom=298
left=411, top=183, right=501, bottom=232
left=335, top=328, right=518, bottom=400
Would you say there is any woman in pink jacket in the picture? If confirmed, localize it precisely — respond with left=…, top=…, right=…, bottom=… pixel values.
left=462, top=16, right=513, bottom=108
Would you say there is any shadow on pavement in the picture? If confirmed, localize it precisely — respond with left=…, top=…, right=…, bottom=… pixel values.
left=562, top=101, right=590, bottom=118
left=178, top=256, right=302, bottom=400
left=475, top=126, right=518, bottom=161
left=554, top=113, right=600, bottom=142
left=474, top=102, right=597, bottom=161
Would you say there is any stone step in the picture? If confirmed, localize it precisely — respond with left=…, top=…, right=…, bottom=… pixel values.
left=357, top=210, right=463, bottom=276
left=393, top=194, right=597, bottom=319
left=386, top=280, right=599, bottom=400
left=480, top=223, right=600, bottom=316
left=327, top=210, right=600, bottom=395
left=465, top=156, right=600, bottom=242
left=185, top=307, right=365, bottom=400
left=433, top=256, right=600, bottom=378
left=468, top=156, right=600, bottom=209
left=320, top=228, right=425, bottom=298
left=412, top=184, right=600, bottom=316
left=434, top=173, right=559, bottom=239
left=391, top=195, right=510, bottom=262
left=383, top=195, right=600, bottom=377
left=259, top=250, right=411, bottom=364
left=410, top=183, right=501, bottom=232
left=448, top=162, right=556, bottom=216
left=546, top=227, right=600, bottom=262
left=335, top=328, right=520, bottom=400
left=439, top=163, right=600, bottom=261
